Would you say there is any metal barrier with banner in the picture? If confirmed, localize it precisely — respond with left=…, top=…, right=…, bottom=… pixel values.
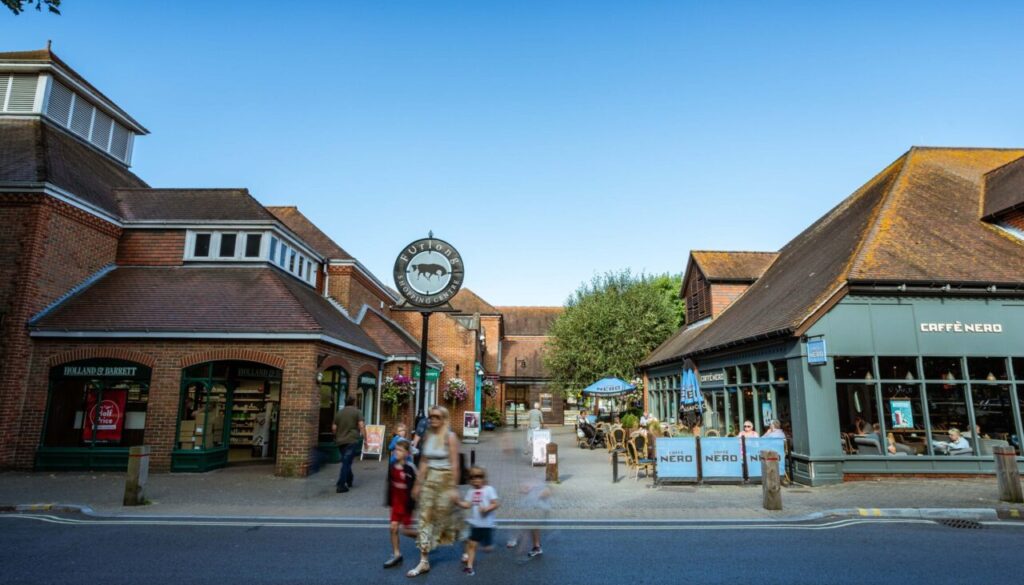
left=743, top=437, right=786, bottom=481
left=655, top=437, right=699, bottom=482
left=698, top=437, right=745, bottom=481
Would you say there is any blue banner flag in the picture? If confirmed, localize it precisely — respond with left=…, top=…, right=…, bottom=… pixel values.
left=655, top=437, right=699, bottom=481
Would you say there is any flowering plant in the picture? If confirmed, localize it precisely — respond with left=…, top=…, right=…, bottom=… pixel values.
left=381, top=374, right=414, bottom=417
left=482, top=379, right=496, bottom=398
left=443, top=377, right=469, bottom=404
left=631, top=377, right=645, bottom=392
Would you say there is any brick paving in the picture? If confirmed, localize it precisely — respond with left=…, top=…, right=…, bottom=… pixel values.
left=0, top=427, right=1017, bottom=519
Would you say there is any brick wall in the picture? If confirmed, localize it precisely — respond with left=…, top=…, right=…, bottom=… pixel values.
left=327, top=264, right=392, bottom=315
left=116, top=229, right=185, bottom=266
left=710, top=283, right=750, bottom=317
left=21, top=338, right=379, bottom=476
left=479, top=315, right=501, bottom=373
left=0, top=196, right=121, bottom=468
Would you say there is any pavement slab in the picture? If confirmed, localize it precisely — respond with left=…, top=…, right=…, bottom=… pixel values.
left=1, top=427, right=1020, bottom=520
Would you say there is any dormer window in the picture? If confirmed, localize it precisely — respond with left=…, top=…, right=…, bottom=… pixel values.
left=218, top=233, right=237, bottom=258
left=245, top=234, right=262, bottom=258
left=183, top=230, right=318, bottom=285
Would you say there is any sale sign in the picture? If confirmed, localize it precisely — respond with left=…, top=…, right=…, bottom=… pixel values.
left=83, top=389, right=127, bottom=442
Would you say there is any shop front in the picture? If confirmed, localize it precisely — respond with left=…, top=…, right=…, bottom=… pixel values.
left=792, top=295, right=1024, bottom=484
left=172, top=361, right=282, bottom=472
left=36, top=359, right=152, bottom=471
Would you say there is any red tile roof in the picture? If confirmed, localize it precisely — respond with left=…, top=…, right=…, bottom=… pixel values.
left=266, top=206, right=354, bottom=261
left=115, top=189, right=274, bottom=222
left=983, top=155, right=1024, bottom=220
left=29, top=266, right=384, bottom=356
left=689, top=251, right=777, bottom=282
left=451, top=289, right=499, bottom=315
left=500, top=337, right=552, bottom=378
left=496, top=306, right=562, bottom=336
left=357, top=308, right=440, bottom=366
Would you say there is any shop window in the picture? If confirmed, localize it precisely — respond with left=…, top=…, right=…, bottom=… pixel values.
left=726, top=367, right=737, bottom=385
left=724, top=387, right=740, bottom=435
left=771, top=384, right=791, bottom=436
left=754, top=362, right=770, bottom=383
left=923, top=357, right=963, bottom=381
left=244, top=233, right=262, bottom=257
left=741, top=386, right=755, bottom=429
left=178, top=382, right=227, bottom=451
left=738, top=365, right=751, bottom=385
left=1014, top=358, right=1024, bottom=380
left=193, top=233, right=211, bottom=257
left=219, top=233, right=237, bottom=257
left=319, top=367, right=349, bottom=443
left=970, top=384, right=1017, bottom=454
left=878, top=356, right=918, bottom=381
left=704, top=389, right=726, bottom=435
left=836, top=382, right=879, bottom=455
left=43, top=360, right=151, bottom=449
left=926, top=384, right=969, bottom=455
left=880, top=383, right=924, bottom=456
left=834, top=356, right=873, bottom=380
left=771, top=360, right=788, bottom=383
left=359, top=373, right=377, bottom=423
left=966, top=357, right=1008, bottom=381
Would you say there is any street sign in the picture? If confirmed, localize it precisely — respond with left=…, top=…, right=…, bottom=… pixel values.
left=393, top=236, right=465, bottom=308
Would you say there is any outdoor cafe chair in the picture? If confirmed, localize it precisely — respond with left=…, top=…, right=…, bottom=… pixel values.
left=624, top=441, right=639, bottom=478
left=611, top=427, right=627, bottom=452
left=628, top=438, right=655, bottom=481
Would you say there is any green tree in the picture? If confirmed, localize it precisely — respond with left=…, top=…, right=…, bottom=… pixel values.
left=4, top=0, right=60, bottom=15
left=543, top=270, right=684, bottom=398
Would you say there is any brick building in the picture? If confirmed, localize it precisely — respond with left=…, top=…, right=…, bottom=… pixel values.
left=0, top=48, right=568, bottom=476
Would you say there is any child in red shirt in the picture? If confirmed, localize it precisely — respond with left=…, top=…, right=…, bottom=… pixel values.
left=383, top=439, right=418, bottom=569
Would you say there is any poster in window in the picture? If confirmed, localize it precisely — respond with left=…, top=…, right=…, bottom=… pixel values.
left=82, top=389, right=127, bottom=442
left=890, top=400, right=913, bottom=429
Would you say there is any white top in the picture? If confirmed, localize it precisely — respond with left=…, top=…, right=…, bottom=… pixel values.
left=421, top=432, right=452, bottom=469
left=467, top=485, right=499, bottom=527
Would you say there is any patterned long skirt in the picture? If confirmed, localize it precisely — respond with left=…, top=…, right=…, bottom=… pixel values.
left=415, top=468, right=461, bottom=553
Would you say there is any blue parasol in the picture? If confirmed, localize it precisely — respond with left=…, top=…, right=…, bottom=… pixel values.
left=580, top=377, right=637, bottom=397
left=680, top=367, right=704, bottom=413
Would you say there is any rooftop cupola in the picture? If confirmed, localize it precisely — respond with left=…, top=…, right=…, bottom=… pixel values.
left=0, top=46, right=148, bottom=166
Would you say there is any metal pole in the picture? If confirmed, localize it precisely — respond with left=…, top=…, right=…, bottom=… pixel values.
left=513, top=359, right=519, bottom=429
left=417, top=312, right=431, bottom=419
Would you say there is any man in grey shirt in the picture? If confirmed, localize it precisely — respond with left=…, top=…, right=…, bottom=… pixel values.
left=525, top=402, right=543, bottom=456
left=332, top=396, right=365, bottom=493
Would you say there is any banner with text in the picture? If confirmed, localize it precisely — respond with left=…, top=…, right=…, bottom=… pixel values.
left=655, top=437, right=699, bottom=481
left=361, top=424, right=386, bottom=460
left=82, top=389, right=127, bottom=443
left=699, top=437, right=744, bottom=480
left=743, top=437, right=786, bottom=480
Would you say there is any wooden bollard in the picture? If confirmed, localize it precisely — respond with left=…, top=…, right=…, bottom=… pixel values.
left=546, top=442, right=559, bottom=482
left=760, top=450, right=782, bottom=511
left=123, top=445, right=150, bottom=506
left=994, top=445, right=1023, bottom=503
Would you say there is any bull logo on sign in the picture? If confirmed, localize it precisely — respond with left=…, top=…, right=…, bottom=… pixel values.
left=410, top=263, right=449, bottom=280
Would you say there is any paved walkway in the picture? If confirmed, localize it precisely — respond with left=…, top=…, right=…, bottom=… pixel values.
left=1, top=427, right=1018, bottom=519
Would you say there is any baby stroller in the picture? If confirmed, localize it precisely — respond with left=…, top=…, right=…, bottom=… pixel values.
left=577, top=422, right=605, bottom=450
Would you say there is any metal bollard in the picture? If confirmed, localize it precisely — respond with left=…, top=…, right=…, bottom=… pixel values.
left=123, top=445, right=150, bottom=506
left=611, top=449, right=619, bottom=483
left=471, top=449, right=476, bottom=467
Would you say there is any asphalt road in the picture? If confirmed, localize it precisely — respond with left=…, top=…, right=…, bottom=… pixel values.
left=1, top=514, right=1022, bottom=585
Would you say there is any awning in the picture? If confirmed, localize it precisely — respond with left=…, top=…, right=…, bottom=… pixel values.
left=581, top=377, right=636, bottom=397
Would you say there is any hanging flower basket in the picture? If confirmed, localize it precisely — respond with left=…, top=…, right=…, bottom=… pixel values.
left=482, top=379, right=496, bottom=398
left=381, top=374, right=414, bottom=417
left=443, top=377, right=469, bottom=408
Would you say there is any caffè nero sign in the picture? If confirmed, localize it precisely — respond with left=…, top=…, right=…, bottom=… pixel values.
left=393, top=236, right=465, bottom=308
left=919, top=322, right=1004, bottom=334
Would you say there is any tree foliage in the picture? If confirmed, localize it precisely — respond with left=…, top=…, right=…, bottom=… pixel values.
left=4, top=0, right=60, bottom=15
left=544, top=270, right=684, bottom=398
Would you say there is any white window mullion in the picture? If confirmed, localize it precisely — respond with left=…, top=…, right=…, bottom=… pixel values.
left=32, top=73, right=49, bottom=113
left=2, top=74, right=13, bottom=111
left=87, top=107, right=96, bottom=142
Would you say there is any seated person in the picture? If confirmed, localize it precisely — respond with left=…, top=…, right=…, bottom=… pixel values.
left=738, top=420, right=759, bottom=438
left=762, top=419, right=786, bottom=439
left=932, top=427, right=970, bottom=454
left=886, top=432, right=898, bottom=455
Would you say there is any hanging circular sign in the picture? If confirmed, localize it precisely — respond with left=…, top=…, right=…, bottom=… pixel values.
left=393, top=236, right=465, bottom=308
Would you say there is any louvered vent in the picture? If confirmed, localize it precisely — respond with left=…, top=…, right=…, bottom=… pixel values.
left=6, top=74, right=37, bottom=112
left=110, top=123, right=131, bottom=160
left=69, top=95, right=93, bottom=138
left=46, top=80, right=73, bottom=125
left=0, top=76, right=9, bottom=110
left=90, top=109, right=113, bottom=149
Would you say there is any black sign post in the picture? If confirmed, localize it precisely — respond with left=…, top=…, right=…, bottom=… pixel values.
left=392, top=234, right=465, bottom=419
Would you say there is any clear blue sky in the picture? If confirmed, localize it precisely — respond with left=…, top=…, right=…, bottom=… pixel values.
left=6, top=2, right=1024, bottom=305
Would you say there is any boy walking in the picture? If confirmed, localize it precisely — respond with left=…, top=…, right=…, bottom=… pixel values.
left=383, top=440, right=418, bottom=568
left=457, top=466, right=500, bottom=576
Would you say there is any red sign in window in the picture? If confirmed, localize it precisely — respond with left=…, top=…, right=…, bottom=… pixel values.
left=83, top=389, right=127, bottom=442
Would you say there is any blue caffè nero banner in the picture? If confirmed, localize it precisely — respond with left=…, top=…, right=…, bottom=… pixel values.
left=743, top=438, right=786, bottom=480
left=655, top=437, right=698, bottom=480
left=700, top=437, right=744, bottom=480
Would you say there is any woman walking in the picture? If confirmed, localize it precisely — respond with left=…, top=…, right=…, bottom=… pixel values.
left=407, top=405, right=461, bottom=578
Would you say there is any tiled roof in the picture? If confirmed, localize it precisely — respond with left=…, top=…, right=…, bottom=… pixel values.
left=496, top=306, right=562, bottom=336
left=451, top=288, right=499, bottom=315
left=115, top=189, right=275, bottom=222
left=640, top=321, right=710, bottom=367
left=358, top=308, right=441, bottom=366
left=500, top=337, right=552, bottom=378
left=644, top=147, right=1024, bottom=365
left=0, top=118, right=148, bottom=216
left=29, top=266, right=384, bottom=356
left=266, top=206, right=353, bottom=261
left=690, top=251, right=777, bottom=282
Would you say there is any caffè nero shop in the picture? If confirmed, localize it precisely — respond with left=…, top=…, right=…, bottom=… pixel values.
left=643, top=147, right=1024, bottom=485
